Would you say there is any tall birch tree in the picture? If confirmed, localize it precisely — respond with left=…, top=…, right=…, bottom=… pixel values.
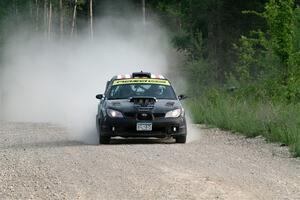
left=70, top=0, right=77, bottom=38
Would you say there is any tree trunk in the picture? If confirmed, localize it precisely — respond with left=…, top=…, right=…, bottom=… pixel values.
left=14, top=0, right=18, bottom=25
left=60, top=0, right=64, bottom=39
left=35, top=0, right=39, bottom=31
left=90, top=0, right=94, bottom=40
left=30, top=0, right=33, bottom=20
left=176, top=0, right=182, bottom=32
left=44, top=0, right=48, bottom=37
left=48, top=0, right=52, bottom=39
left=14, top=0, right=18, bottom=16
left=71, top=0, right=77, bottom=38
left=142, top=0, right=146, bottom=26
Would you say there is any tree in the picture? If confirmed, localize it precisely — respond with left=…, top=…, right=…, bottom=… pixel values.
left=90, top=0, right=93, bottom=40
left=44, top=0, right=48, bottom=37
left=60, top=0, right=64, bottom=39
left=142, top=0, right=146, bottom=26
left=265, top=0, right=295, bottom=87
left=48, top=0, right=52, bottom=38
left=71, top=0, right=77, bottom=38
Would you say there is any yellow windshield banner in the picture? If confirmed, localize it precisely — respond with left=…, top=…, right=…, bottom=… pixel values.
left=112, top=78, right=170, bottom=86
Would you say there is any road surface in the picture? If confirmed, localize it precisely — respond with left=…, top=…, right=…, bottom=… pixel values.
left=0, top=122, right=299, bottom=200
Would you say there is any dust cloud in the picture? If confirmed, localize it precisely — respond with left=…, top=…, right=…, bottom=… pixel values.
left=0, top=16, right=174, bottom=143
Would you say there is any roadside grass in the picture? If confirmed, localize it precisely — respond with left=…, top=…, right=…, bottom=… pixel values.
left=188, top=94, right=300, bottom=157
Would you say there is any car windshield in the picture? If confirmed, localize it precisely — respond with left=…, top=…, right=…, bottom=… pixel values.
left=108, top=83, right=177, bottom=100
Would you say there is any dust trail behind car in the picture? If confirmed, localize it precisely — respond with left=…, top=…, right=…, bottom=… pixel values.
left=0, top=15, right=177, bottom=143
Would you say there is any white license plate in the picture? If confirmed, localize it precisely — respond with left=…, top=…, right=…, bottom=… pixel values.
left=137, top=123, right=152, bottom=131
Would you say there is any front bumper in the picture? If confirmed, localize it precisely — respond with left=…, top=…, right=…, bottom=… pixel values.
left=99, top=116, right=187, bottom=138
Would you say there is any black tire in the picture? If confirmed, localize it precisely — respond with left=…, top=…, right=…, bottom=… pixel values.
left=99, top=135, right=110, bottom=144
left=175, top=135, right=186, bottom=144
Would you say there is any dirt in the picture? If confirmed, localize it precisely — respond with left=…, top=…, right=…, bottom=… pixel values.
left=0, top=122, right=299, bottom=200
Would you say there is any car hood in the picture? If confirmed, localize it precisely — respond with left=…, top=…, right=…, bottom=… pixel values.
left=105, top=99, right=181, bottom=113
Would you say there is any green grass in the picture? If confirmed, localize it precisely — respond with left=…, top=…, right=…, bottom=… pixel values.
left=188, top=94, right=300, bottom=157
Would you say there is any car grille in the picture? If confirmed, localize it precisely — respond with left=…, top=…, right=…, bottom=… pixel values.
left=137, top=113, right=153, bottom=120
left=124, top=112, right=165, bottom=120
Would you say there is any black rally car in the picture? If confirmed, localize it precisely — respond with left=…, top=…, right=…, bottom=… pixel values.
left=96, top=72, right=187, bottom=144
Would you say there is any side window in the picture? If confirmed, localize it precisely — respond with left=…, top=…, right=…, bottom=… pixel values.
left=110, top=86, right=120, bottom=98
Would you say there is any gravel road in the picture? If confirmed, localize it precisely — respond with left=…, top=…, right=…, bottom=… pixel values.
left=0, top=122, right=299, bottom=200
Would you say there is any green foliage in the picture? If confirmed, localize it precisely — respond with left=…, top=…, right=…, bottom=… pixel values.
left=152, top=0, right=267, bottom=85
left=233, top=0, right=300, bottom=102
left=265, top=0, right=294, bottom=67
left=293, top=7, right=300, bottom=50
left=233, top=34, right=266, bottom=82
left=183, top=59, right=218, bottom=96
left=188, top=90, right=300, bottom=157
left=76, top=0, right=86, bottom=10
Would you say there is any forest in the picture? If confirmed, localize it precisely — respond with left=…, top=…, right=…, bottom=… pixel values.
left=0, top=0, right=300, bottom=156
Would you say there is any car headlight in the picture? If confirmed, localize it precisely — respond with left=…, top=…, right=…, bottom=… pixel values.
left=165, top=108, right=182, bottom=118
left=107, top=109, right=124, bottom=118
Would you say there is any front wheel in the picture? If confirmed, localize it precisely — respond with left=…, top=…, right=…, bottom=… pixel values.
left=175, top=135, right=186, bottom=144
left=99, top=135, right=110, bottom=144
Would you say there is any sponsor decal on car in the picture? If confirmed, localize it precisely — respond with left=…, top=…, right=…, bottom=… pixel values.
left=112, top=78, right=170, bottom=86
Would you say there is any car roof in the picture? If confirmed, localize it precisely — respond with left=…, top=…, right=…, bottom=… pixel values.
left=110, top=72, right=167, bottom=81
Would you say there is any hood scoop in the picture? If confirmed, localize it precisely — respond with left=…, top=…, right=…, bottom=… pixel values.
left=129, top=96, right=157, bottom=107
left=165, top=102, right=175, bottom=107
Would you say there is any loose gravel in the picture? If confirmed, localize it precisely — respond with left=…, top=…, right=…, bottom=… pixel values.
left=0, top=122, right=299, bottom=200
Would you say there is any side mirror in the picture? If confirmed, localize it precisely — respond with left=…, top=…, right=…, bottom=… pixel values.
left=178, top=94, right=188, bottom=100
left=96, top=94, right=104, bottom=100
